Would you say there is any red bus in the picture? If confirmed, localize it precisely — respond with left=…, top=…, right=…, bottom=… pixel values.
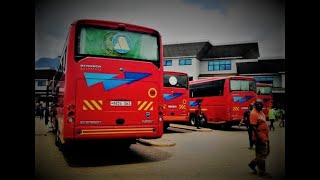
left=189, top=76, right=257, bottom=129
left=256, top=83, right=273, bottom=116
left=162, top=71, right=189, bottom=130
left=49, top=19, right=164, bottom=150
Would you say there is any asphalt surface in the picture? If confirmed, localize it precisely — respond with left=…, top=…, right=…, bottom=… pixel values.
left=137, top=123, right=212, bottom=146
left=35, top=117, right=285, bottom=180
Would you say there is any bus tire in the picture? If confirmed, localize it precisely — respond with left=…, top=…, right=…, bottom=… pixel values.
left=58, top=138, right=68, bottom=152
left=222, top=123, right=232, bottom=130
left=200, top=115, right=207, bottom=127
left=54, top=132, right=59, bottom=147
left=54, top=119, right=59, bottom=146
left=190, top=114, right=196, bottom=126
left=56, top=128, right=68, bottom=152
left=52, top=118, right=58, bottom=134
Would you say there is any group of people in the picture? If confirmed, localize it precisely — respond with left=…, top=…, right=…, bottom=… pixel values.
left=35, top=101, right=46, bottom=120
left=196, top=100, right=275, bottom=178
left=241, top=99, right=282, bottom=178
left=268, top=106, right=286, bottom=130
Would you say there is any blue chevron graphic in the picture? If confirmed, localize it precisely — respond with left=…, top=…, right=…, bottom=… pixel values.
left=163, top=93, right=183, bottom=101
left=233, top=96, right=253, bottom=103
left=262, top=98, right=270, bottom=103
left=84, top=72, right=151, bottom=91
left=189, top=99, right=203, bottom=107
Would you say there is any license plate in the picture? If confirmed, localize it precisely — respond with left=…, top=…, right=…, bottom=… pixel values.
left=110, top=101, right=132, bottom=106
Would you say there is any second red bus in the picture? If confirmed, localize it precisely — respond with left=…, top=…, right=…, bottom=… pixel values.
left=162, top=71, right=189, bottom=130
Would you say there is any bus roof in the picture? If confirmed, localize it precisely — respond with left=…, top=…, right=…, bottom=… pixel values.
left=164, top=71, right=188, bottom=76
left=256, top=83, right=272, bottom=87
left=190, top=76, right=255, bottom=85
left=72, top=19, right=161, bottom=35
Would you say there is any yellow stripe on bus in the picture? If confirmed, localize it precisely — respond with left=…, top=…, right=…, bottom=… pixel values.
left=84, top=100, right=95, bottom=110
left=91, top=100, right=102, bottom=110
left=144, top=101, right=153, bottom=110
left=138, top=101, right=148, bottom=110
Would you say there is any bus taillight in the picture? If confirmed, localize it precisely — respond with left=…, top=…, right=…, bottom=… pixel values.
left=68, top=104, right=75, bottom=111
left=67, top=104, right=75, bottom=123
left=158, top=105, right=164, bottom=121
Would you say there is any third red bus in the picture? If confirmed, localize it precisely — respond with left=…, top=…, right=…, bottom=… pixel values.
left=256, top=83, right=273, bottom=116
left=189, top=76, right=257, bottom=129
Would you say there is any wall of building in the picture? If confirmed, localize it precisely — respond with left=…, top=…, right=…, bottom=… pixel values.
left=164, top=57, right=200, bottom=80
left=273, top=76, right=282, bottom=88
left=281, top=74, right=285, bottom=88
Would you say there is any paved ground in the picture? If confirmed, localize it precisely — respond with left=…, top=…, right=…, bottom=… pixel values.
left=35, top=117, right=285, bottom=180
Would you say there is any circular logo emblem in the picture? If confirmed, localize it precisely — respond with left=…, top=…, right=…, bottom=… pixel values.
left=182, top=99, right=187, bottom=104
left=148, top=88, right=157, bottom=98
left=112, top=34, right=131, bottom=54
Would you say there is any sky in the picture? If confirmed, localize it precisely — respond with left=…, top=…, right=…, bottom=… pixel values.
left=35, top=0, right=285, bottom=61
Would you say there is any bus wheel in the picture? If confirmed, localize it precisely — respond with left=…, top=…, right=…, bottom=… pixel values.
left=190, top=115, right=196, bottom=126
left=56, top=130, right=68, bottom=152
left=222, top=123, right=232, bottom=130
left=54, top=120, right=59, bottom=146
left=58, top=138, right=68, bottom=152
left=200, top=116, right=207, bottom=127
left=52, top=118, right=58, bottom=134
left=119, top=141, right=133, bottom=150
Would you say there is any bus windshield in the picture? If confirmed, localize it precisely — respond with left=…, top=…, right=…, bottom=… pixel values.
left=257, top=86, right=272, bottom=95
left=77, top=26, right=159, bottom=61
left=230, top=80, right=256, bottom=92
left=164, top=74, right=188, bottom=89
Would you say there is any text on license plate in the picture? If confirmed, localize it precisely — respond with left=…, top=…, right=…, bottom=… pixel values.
left=110, top=101, right=132, bottom=106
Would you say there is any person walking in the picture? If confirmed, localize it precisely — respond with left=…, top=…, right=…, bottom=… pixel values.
left=279, top=107, right=285, bottom=127
left=241, top=103, right=254, bottom=149
left=39, top=106, right=44, bottom=120
left=196, top=103, right=202, bottom=129
left=268, top=106, right=276, bottom=131
left=248, top=99, right=271, bottom=178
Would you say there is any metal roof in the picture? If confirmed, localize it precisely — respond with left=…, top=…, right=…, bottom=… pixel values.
left=35, top=69, right=57, bottom=79
left=164, top=41, right=259, bottom=60
left=237, top=59, right=285, bottom=74
left=163, top=41, right=208, bottom=57
left=201, top=42, right=260, bottom=59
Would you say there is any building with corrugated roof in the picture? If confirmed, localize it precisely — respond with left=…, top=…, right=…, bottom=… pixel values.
left=163, top=41, right=285, bottom=106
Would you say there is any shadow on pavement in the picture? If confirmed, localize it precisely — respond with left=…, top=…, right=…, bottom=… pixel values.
left=164, top=127, right=192, bottom=134
left=207, top=125, right=248, bottom=132
left=61, top=141, right=172, bottom=167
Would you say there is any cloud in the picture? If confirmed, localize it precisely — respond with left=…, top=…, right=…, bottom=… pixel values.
left=182, top=0, right=229, bottom=15
left=35, top=0, right=285, bottom=60
left=35, top=32, right=65, bottom=60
